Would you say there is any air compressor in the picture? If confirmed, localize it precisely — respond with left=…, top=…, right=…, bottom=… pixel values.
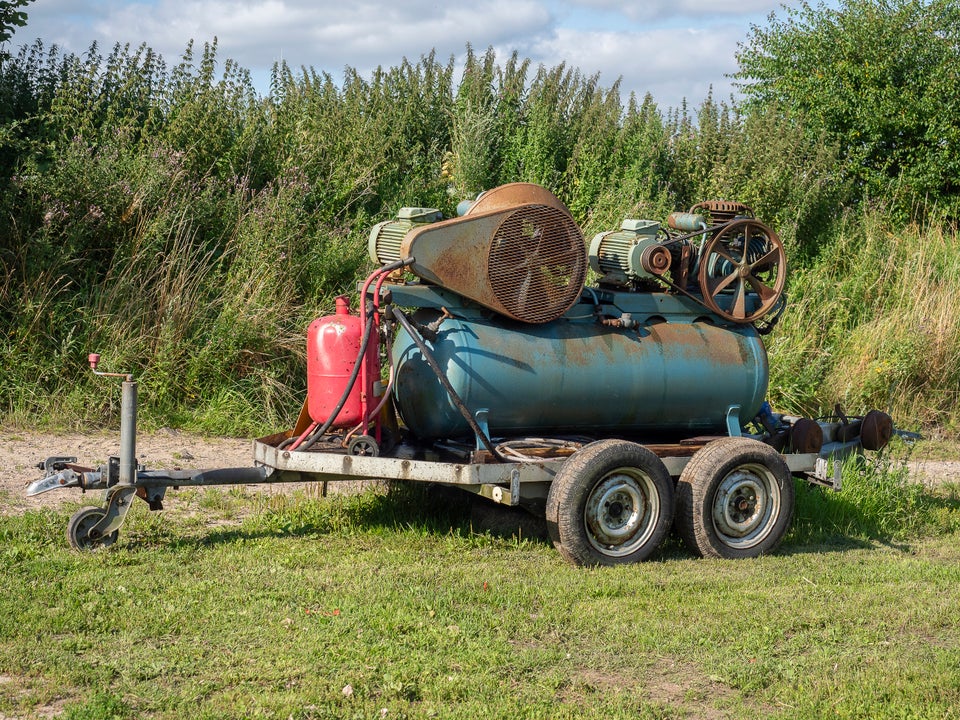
left=29, top=183, right=895, bottom=567
left=302, top=183, right=783, bottom=452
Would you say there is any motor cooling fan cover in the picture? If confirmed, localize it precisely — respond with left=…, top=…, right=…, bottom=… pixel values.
left=484, top=204, right=586, bottom=323
left=400, top=185, right=587, bottom=324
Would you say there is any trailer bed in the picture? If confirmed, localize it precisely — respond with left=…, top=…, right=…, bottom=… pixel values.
left=252, top=433, right=822, bottom=506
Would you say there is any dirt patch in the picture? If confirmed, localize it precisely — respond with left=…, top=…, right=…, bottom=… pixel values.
left=552, top=657, right=774, bottom=718
left=0, top=427, right=293, bottom=516
left=0, top=673, right=72, bottom=720
left=908, top=460, right=960, bottom=487
left=643, top=659, right=740, bottom=719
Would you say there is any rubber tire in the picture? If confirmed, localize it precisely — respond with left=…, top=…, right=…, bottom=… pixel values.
left=66, top=506, right=119, bottom=551
left=347, top=434, right=380, bottom=457
left=546, top=439, right=674, bottom=567
left=675, top=437, right=794, bottom=559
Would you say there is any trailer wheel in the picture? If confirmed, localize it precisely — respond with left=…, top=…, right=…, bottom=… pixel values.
left=347, top=434, right=379, bottom=457
left=675, top=437, right=794, bottom=559
left=546, top=440, right=674, bottom=566
left=66, top=506, right=119, bottom=551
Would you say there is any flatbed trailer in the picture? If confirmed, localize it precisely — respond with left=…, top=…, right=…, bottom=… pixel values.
left=250, top=431, right=828, bottom=506
left=28, top=392, right=874, bottom=566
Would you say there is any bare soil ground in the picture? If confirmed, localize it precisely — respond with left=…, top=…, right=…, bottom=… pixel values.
left=2, top=427, right=958, bottom=516
left=1, top=427, right=266, bottom=515
left=908, top=459, right=960, bottom=487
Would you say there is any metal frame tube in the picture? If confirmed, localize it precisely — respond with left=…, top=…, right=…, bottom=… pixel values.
left=119, top=380, right=137, bottom=486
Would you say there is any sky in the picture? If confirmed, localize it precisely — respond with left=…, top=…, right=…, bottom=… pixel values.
left=10, top=0, right=836, bottom=111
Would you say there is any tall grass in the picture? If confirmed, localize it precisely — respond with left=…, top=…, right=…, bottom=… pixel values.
left=768, top=211, right=960, bottom=433
left=789, top=451, right=931, bottom=545
left=0, top=40, right=957, bottom=436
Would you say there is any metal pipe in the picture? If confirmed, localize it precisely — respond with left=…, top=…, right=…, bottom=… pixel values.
left=344, top=332, right=397, bottom=446
left=389, top=306, right=504, bottom=462
left=119, top=380, right=137, bottom=486
left=173, top=467, right=270, bottom=486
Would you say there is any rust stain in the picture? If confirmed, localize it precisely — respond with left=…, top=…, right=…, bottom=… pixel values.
left=466, top=182, right=570, bottom=215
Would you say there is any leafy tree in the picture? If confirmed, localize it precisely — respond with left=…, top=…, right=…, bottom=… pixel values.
left=734, top=0, right=960, bottom=217
left=1, top=0, right=33, bottom=48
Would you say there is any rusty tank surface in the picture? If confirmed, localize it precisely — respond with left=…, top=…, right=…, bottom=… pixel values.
left=390, top=294, right=768, bottom=441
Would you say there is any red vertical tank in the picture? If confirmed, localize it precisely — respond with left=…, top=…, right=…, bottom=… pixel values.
left=306, top=296, right=378, bottom=428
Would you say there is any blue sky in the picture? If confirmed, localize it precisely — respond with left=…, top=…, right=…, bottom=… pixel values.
left=10, top=0, right=836, bottom=110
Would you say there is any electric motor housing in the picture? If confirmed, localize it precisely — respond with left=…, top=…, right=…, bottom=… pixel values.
left=589, top=219, right=663, bottom=285
left=368, top=207, right=443, bottom=265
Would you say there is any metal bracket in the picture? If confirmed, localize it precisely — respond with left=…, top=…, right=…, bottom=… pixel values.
left=725, top=405, right=742, bottom=437
left=106, top=456, right=120, bottom=487
left=474, top=408, right=491, bottom=451
left=481, top=468, right=522, bottom=507
left=91, top=485, right=138, bottom=536
left=40, top=456, right=77, bottom=474
left=810, top=456, right=843, bottom=491
left=26, top=468, right=81, bottom=497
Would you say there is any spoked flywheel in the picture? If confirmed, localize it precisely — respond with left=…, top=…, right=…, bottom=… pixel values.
left=697, top=218, right=786, bottom=323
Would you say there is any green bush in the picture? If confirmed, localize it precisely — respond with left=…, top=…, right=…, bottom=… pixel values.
left=767, top=210, right=960, bottom=429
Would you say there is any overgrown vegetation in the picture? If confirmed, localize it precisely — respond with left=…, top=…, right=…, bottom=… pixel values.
left=0, top=0, right=957, bottom=437
left=735, top=0, right=960, bottom=221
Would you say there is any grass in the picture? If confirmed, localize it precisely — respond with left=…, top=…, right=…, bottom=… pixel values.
left=767, top=214, right=960, bottom=433
left=2, top=463, right=960, bottom=720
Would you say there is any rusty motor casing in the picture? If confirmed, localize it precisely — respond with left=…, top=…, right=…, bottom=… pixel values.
left=369, top=183, right=587, bottom=324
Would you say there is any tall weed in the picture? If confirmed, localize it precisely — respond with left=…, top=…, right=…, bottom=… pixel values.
left=768, top=210, right=960, bottom=434
left=790, top=452, right=929, bottom=545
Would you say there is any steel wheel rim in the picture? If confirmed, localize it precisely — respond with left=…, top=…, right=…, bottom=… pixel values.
left=697, top=219, right=786, bottom=322
left=71, top=509, right=110, bottom=549
left=711, top=463, right=780, bottom=549
left=78, top=519, right=99, bottom=548
left=584, top=468, right=660, bottom=557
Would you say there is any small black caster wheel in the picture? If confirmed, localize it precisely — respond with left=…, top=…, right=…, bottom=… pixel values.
left=347, top=435, right=380, bottom=457
left=66, top=506, right=119, bottom=551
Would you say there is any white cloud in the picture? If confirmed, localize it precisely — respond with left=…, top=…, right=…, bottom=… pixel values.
left=77, top=0, right=551, bottom=70
left=527, top=24, right=745, bottom=107
left=559, top=0, right=784, bottom=21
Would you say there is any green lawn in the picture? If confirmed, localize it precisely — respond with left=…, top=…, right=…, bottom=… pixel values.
left=2, top=476, right=959, bottom=719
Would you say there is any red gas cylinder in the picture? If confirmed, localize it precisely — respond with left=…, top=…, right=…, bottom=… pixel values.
left=306, top=296, right=379, bottom=428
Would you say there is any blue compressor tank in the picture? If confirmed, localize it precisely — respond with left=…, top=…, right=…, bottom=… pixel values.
left=391, top=313, right=768, bottom=440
